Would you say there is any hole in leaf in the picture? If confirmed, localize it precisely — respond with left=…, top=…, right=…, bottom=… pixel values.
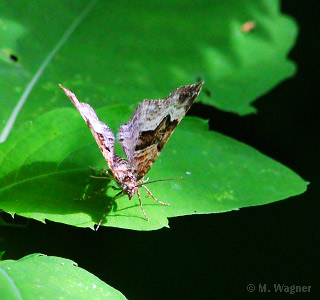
left=196, top=76, right=203, bottom=83
left=9, top=54, right=18, bottom=62
left=204, top=89, right=211, bottom=97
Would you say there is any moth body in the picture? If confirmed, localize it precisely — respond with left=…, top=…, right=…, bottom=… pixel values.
left=112, top=154, right=138, bottom=199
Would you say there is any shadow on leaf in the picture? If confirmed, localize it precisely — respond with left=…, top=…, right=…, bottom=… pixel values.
left=0, top=161, right=144, bottom=227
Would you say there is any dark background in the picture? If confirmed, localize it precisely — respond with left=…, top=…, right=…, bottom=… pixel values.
left=1, top=2, right=319, bottom=299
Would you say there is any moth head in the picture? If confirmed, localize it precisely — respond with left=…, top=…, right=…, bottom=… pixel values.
left=122, top=183, right=138, bottom=199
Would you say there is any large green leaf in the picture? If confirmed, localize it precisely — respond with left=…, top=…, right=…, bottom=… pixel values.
left=0, top=106, right=307, bottom=230
left=0, top=253, right=127, bottom=300
left=0, top=0, right=297, bottom=142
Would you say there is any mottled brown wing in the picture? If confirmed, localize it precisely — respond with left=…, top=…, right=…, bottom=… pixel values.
left=59, top=85, right=115, bottom=169
left=117, top=82, right=203, bottom=180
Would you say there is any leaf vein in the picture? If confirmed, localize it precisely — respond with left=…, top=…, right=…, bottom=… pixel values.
left=0, top=168, right=87, bottom=194
left=0, top=266, right=23, bottom=300
left=0, top=0, right=97, bottom=143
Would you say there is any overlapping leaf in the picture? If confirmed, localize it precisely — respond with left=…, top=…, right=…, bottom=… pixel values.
left=0, top=254, right=127, bottom=300
left=0, top=0, right=297, bottom=142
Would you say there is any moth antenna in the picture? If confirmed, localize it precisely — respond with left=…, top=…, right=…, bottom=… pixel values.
left=138, top=178, right=184, bottom=186
left=143, top=177, right=150, bottom=183
left=140, top=185, right=170, bottom=206
left=95, top=191, right=122, bottom=231
left=137, top=188, right=149, bottom=221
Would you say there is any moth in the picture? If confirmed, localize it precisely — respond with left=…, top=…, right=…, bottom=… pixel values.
left=59, top=82, right=203, bottom=228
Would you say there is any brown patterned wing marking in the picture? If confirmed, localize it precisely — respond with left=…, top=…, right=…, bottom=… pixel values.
left=117, top=82, right=203, bottom=180
left=59, top=85, right=115, bottom=169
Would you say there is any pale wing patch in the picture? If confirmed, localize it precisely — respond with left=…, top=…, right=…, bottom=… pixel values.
left=59, top=85, right=115, bottom=169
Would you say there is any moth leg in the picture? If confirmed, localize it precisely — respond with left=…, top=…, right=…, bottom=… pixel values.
left=90, top=170, right=116, bottom=181
left=89, top=165, right=108, bottom=172
left=97, top=185, right=120, bottom=194
left=140, top=185, right=170, bottom=206
left=89, top=165, right=108, bottom=174
left=89, top=165, right=114, bottom=178
left=137, top=188, right=150, bottom=221
left=90, top=174, right=114, bottom=180
left=96, top=191, right=123, bottom=231
left=110, top=185, right=121, bottom=191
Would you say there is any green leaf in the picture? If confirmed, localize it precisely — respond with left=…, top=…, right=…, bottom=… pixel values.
left=0, top=0, right=297, bottom=141
left=0, top=253, right=127, bottom=300
left=0, top=107, right=307, bottom=231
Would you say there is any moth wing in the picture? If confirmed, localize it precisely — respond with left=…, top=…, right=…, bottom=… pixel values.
left=60, top=85, right=115, bottom=169
left=117, top=82, right=203, bottom=180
